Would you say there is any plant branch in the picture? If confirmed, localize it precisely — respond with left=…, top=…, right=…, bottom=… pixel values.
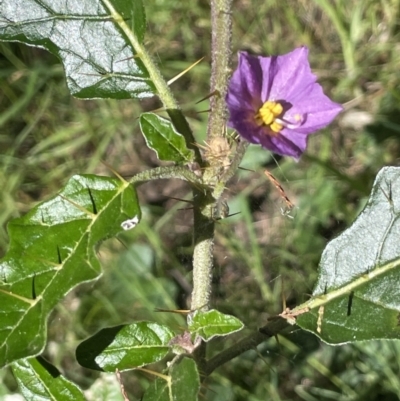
left=207, top=0, right=233, bottom=142
left=130, top=166, right=204, bottom=187
left=212, top=140, right=249, bottom=200
left=190, top=0, right=233, bottom=312
left=204, top=317, right=289, bottom=376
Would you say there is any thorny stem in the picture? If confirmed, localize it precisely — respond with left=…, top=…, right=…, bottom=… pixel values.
left=214, top=140, right=249, bottom=199
left=190, top=0, right=233, bottom=313
left=204, top=317, right=289, bottom=376
left=130, top=166, right=204, bottom=188
left=111, top=0, right=292, bottom=378
left=189, top=0, right=234, bottom=374
left=207, top=0, right=233, bottom=142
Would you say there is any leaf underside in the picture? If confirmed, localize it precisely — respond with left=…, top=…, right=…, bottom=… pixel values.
left=0, top=174, right=140, bottom=367
left=297, top=167, right=400, bottom=344
left=0, top=0, right=155, bottom=99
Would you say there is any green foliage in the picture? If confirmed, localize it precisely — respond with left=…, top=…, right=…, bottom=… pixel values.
left=0, top=174, right=140, bottom=367
left=76, top=322, right=174, bottom=372
left=188, top=310, right=244, bottom=341
left=142, top=357, right=199, bottom=401
left=129, top=0, right=147, bottom=43
left=140, top=113, right=195, bottom=163
left=0, top=0, right=154, bottom=99
left=12, top=357, right=86, bottom=401
left=296, top=166, right=400, bottom=343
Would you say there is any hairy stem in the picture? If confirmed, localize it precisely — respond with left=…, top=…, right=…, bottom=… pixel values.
left=207, top=0, right=233, bottom=141
left=191, top=195, right=215, bottom=311
left=130, top=166, right=204, bottom=187
left=190, top=0, right=233, bottom=312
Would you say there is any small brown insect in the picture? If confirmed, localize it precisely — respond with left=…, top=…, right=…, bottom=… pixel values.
left=264, top=170, right=294, bottom=216
left=279, top=306, right=310, bottom=325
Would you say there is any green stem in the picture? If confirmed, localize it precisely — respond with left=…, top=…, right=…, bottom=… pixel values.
left=190, top=0, right=233, bottom=312
left=130, top=166, right=204, bottom=187
left=191, top=194, right=215, bottom=311
left=216, top=140, right=249, bottom=196
left=292, top=257, right=400, bottom=314
left=101, top=0, right=202, bottom=163
left=207, top=0, right=233, bottom=141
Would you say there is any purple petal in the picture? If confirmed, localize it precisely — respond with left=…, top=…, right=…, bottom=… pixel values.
left=260, top=130, right=307, bottom=159
left=227, top=109, right=261, bottom=144
left=226, top=52, right=263, bottom=111
left=226, top=46, right=342, bottom=159
left=268, top=47, right=315, bottom=101
left=228, top=110, right=306, bottom=159
left=286, top=83, right=343, bottom=133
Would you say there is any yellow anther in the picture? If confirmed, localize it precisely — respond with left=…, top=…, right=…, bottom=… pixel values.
left=270, top=121, right=283, bottom=133
left=269, top=102, right=283, bottom=115
left=255, top=101, right=284, bottom=134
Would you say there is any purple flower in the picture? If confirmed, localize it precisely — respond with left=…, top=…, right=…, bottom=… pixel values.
left=226, top=47, right=343, bottom=159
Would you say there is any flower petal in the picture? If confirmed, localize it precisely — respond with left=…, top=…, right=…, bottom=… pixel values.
left=226, top=46, right=342, bottom=159
left=261, top=130, right=307, bottom=160
left=227, top=109, right=262, bottom=144
left=286, top=84, right=343, bottom=133
left=268, top=47, right=315, bottom=101
left=228, top=110, right=306, bottom=159
left=226, top=52, right=263, bottom=111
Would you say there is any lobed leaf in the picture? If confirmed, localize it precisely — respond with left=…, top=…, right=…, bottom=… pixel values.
left=296, top=166, right=400, bottom=344
left=76, top=322, right=175, bottom=372
left=139, top=113, right=195, bottom=164
left=0, top=174, right=141, bottom=367
left=12, top=357, right=86, bottom=401
left=188, top=309, right=244, bottom=341
left=0, top=0, right=155, bottom=99
left=142, top=357, right=200, bottom=401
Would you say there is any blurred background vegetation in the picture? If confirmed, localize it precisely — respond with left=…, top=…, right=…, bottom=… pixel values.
left=1, top=0, right=400, bottom=400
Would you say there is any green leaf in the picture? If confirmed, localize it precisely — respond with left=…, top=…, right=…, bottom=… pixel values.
left=0, top=0, right=154, bottom=99
left=188, top=309, right=244, bottom=341
left=142, top=357, right=200, bottom=401
left=139, top=113, right=195, bottom=163
left=12, top=356, right=86, bottom=401
left=76, top=322, right=175, bottom=372
left=295, top=166, right=400, bottom=344
left=0, top=174, right=141, bottom=368
left=130, top=0, right=147, bottom=43
left=142, top=378, right=169, bottom=401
